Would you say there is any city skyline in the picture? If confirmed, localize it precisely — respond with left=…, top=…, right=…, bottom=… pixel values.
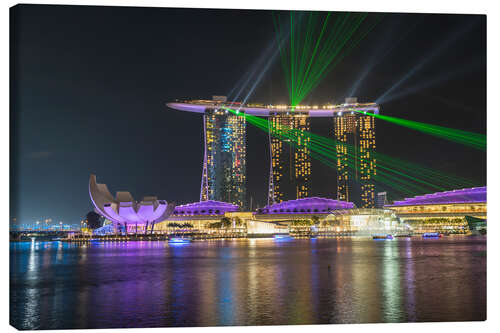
left=10, top=5, right=486, bottom=224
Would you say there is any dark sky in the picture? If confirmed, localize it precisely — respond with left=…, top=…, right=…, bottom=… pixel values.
left=10, top=4, right=486, bottom=225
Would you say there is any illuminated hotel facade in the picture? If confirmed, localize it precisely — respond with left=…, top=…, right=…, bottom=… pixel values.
left=201, top=107, right=246, bottom=208
left=268, top=115, right=311, bottom=204
left=167, top=97, right=379, bottom=208
left=334, top=97, right=377, bottom=208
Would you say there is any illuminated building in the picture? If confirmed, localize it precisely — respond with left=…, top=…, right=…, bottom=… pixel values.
left=376, top=192, right=388, bottom=208
left=201, top=108, right=246, bottom=207
left=268, top=115, right=311, bottom=204
left=161, top=197, right=358, bottom=233
left=257, top=197, right=354, bottom=214
left=385, top=186, right=486, bottom=234
left=88, top=174, right=172, bottom=234
left=166, top=96, right=246, bottom=208
left=246, top=220, right=289, bottom=235
left=254, top=198, right=408, bottom=236
left=161, top=197, right=356, bottom=231
left=168, top=97, right=379, bottom=206
left=321, top=208, right=407, bottom=236
left=334, top=97, right=378, bottom=208
left=172, top=200, right=239, bottom=216
left=97, top=195, right=409, bottom=236
left=154, top=200, right=240, bottom=230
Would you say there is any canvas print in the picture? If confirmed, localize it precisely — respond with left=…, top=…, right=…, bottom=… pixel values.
left=10, top=4, right=486, bottom=330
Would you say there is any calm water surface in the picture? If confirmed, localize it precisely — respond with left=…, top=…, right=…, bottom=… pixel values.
left=10, top=236, right=486, bottom=329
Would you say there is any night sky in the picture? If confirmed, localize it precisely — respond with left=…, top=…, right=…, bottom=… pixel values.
left=10, top=4, right=486, bottom=225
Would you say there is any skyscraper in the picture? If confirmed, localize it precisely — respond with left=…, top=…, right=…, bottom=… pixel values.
left=268, top=115, right=311, bottom=204
left=334, top=98, right=377, bottom=208
left=201, top=108, right=246, bottom=208
left=168, top=97, right=377, bottom=208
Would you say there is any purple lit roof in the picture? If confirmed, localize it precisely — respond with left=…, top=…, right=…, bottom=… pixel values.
left=258, top=197, right=355, bottom=214
left=173, top=200, right=239, bottom=216
left=386, top=186, right=486, bottom=206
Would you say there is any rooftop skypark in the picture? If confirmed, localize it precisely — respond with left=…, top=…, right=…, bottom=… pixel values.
left=167, top=98, right=379, bottom=117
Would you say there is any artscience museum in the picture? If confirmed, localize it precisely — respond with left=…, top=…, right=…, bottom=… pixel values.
left=89, top=174, right=172, bottom=234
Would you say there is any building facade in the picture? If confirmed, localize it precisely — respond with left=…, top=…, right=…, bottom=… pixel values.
left=268, top=115, right=311, bottom=204
left=88, top=174, right=172, bottom=234
left=334, top=99, right=377, bottom=208
left=376, top=192, right=388, bottom=208
left=385, top=186, right=486, bottom=234
left=201, top=108, right=246, bottom=208
left=168, top=97, right=378, bottom=207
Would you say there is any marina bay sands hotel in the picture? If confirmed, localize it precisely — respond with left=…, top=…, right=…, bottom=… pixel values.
left=167, top=97, right=379, bottom=209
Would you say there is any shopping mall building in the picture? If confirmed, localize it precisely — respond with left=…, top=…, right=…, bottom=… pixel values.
left=385, top=186, right=486, bottom=234
left=151, top=197, right=407, bottom=236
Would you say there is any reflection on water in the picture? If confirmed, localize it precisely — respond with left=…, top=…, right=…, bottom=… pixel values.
left=10, top=237, right=486, bottom=329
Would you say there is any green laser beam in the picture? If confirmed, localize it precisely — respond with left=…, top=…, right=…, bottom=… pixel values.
left=223, top=108, right=478, bottom=197
left=273, top=11, right=381, bottom=106
left=354, top=110, right=486, bottom=151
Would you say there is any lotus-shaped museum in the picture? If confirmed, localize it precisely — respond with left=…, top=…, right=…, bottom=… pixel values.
left=89, top=174, right=171, bottom=230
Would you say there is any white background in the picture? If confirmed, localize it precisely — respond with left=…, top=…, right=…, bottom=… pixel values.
left=1, top=0, right=498, bottom=332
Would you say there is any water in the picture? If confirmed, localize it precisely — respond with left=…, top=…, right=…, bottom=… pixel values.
left=10, top=236, right=486, bottom=329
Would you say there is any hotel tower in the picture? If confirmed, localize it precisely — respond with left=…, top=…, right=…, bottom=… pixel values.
left=268, top=115, right=311, bottom=204
left=168, top=96, right=378, bottom=208
left=334, top=98, right=377, bottom=208
left=199, top=97, right=246, bottom=208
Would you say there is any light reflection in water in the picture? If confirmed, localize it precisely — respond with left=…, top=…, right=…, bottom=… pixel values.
left=56, top=241, right=63, bottom=262
left=382, top=241, right=402, bottom=322
left=216, top=253, right=235, bottom=324
left=403, top=240, right=416, bottom=322
left=10, top=237, right=486, bottom=329
left=23, top=240, right=40, bottom=329
left=247, top=248, right=258, bottom=322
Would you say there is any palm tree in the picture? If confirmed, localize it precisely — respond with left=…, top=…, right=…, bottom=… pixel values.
left=220, top=217, right=232, bottom=229
left=207, top=221, right=222, bottom=229
left=311, top=216, right=320, bottom=226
